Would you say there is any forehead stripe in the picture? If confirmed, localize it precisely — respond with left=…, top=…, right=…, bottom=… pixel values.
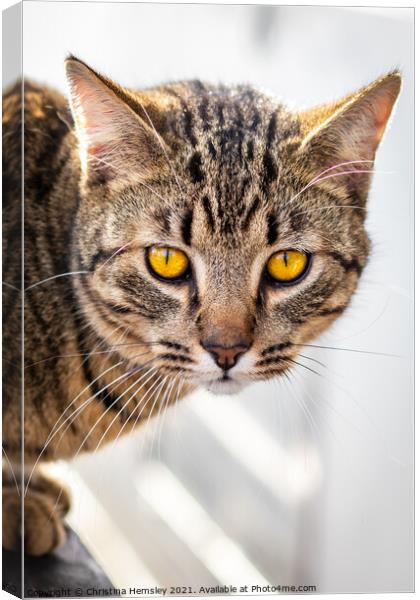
left=207, top=139, right=217, bottom=159
left=198, top=97, right=211, bottom=132
left=262, top=150, right=278, bottom=194
left=201, top=195, right=215, bottom=232
left=267, top=212, right=279, bottom=245
left=164, top=87, right=198, bottom=147
left=188, top=151, right=205, bottom=183
left=181, top=208, right=193, bottom=246
left=246, top=140, right=254, bottom=160
left=266, top=110, right=277, bottom=147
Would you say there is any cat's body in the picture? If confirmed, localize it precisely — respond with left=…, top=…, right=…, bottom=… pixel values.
left=4, top=79, right=177, bottom=463
left=2, top=59, right=401, bottom=555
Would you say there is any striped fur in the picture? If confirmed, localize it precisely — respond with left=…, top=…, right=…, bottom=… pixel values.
left=2, top=59, right=400, bottom=554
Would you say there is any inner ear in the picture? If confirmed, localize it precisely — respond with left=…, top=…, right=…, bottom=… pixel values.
left=65, top=57, right=169, bottom=186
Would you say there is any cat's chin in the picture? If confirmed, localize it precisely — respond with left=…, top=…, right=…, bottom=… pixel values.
left=203, top=379, right=247, bottom=396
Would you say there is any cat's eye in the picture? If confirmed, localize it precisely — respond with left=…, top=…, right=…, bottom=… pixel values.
left=146, top=246, right=190, bottom=281
left=266, top=250, right=310, bottom=285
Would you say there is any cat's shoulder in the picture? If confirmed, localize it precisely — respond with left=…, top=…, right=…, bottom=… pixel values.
left=23, top=79, right=74, bottom=146
left=3, top=79, right=72, bottom=131
left=3, top=79, right=75, bottom=175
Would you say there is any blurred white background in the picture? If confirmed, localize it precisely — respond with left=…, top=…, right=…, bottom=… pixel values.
left=20, top=3, right=413, bottom=593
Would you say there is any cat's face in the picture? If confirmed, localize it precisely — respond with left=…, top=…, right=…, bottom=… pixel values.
left=67, top=59, right=400, bottom=395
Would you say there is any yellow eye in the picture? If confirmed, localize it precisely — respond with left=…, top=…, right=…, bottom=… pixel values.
left=266, top=250, right=309, bottom=284
left=147, top=246, right=190, bottom=280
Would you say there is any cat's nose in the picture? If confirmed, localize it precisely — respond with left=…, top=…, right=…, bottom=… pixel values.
left=202, top=341, right=250, bottom=371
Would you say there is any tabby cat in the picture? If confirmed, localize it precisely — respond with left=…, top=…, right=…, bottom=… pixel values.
left=2, top=57, right=400, bottom=556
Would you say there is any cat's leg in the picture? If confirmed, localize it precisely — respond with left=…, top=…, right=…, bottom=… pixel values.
left=2, top=465, right=71, bottom=556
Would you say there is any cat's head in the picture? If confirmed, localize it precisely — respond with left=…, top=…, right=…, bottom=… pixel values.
left=66, top=57, right=400, bottom=395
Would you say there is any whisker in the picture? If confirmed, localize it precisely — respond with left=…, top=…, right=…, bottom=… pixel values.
left=298, top=383, right=360, bottom=478
left=156, top=375, right=179, bottom=461
left=24, top=271, right=89, bottom=291
left=79, top=366, right=161, bottom=456
left=292, top=358, right=403, bottom=466
left=290, top=204, right=367, bottom=218
left=25, top=340, right=162, bottom=368
left=167, top=374, right=185, bottom=452
left=58, top=323, right=128, bottom=398
left=2, top=446, right=20, bottom=497
left=48, top=357, right=125, bottom=436
left=46, top=373, right=158, bottom=516
left=292, top=343, right=399, bottom=358
left=33, top=325, right=135, bottom=443
left=95, top=241, right=135, bottom=273
left=287, top=373, right=322, bottom=441
left=274, top=373, right=304, bottom=447
left=149, top=375, right=176, bottom=461
left=301, top=159, right=375, bottom=191
left=129, top=380, right=166, bottom=462
left=99, top=373, right=169, bottom=466
left=2, top=281, right=20, bottom=291
left=52, top=353, right=157, bottom=449
left=50, top=324, right=127, bottom=410
left=286, top=168, right=391, bottom=207
left=137, top=375, right=172, bottom=460
left=45, top=369, right=160, bottom=521
left=117, top=374, right=169, bottom=448
left=24, top=351, right=152, bottom=494
left=283, top=356, right=324, bottom=378
left=24, top=358, right=127, bottom=494
left=293, top=367, right=362, bottom=435
left=296, top=353, right=328, bottom=369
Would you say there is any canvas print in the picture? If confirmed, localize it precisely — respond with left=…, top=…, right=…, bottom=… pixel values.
left=2, top=2, right=414, bottom=597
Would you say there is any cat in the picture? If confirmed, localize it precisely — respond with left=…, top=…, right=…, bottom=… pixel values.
left=2, top=56, right=401, bottom=556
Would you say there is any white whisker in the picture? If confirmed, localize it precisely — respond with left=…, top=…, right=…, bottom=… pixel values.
left=25, top=271, right=89, bottom=291
left=156, top=375, right=179, bottom=461
left=95, top=240, right=134, bottom=273
left=24, top=358, right=128, bottom=495
left=111, top=373, right=168, bottom=451
left=91, top=367, right=163, bottom=454
left=2, top=446, right=20, bottom=497
left=51, top=354, right=157, bottom=454
left=2, top=281, right=20, bottom=291
left=305, top=159, right=375, bottom=188
left=286, top=168, right=392, bottom=207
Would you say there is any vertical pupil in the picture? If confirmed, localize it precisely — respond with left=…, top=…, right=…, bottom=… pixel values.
left=165, top=248, right=170, bottom=265
left=283, top=251, right=289, bottom=267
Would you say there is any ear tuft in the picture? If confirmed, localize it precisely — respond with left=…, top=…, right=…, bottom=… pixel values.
left=65, top=57, right=167, bottom=186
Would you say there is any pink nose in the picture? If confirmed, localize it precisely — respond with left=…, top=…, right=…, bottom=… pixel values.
left=202, top=342, right=249, bottom=370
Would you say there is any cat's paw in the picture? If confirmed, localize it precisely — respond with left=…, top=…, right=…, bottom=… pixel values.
left=2, top=472, right=71, bottom=556
left=23, top=488, right=68, bottom=556
left=2, top=485, right=22, bottom=553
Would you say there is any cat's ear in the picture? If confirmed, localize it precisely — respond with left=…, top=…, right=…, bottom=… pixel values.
left=65, top=57, right=167, bottom=186
left=298, top=72, right=401, bottom=202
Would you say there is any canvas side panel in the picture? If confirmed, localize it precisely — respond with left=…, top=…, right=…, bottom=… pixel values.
left=2, top=3, right=23, bottom=599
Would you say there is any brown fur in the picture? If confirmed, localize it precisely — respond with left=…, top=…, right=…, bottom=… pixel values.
left=2, top=58, right=401, bottom=554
